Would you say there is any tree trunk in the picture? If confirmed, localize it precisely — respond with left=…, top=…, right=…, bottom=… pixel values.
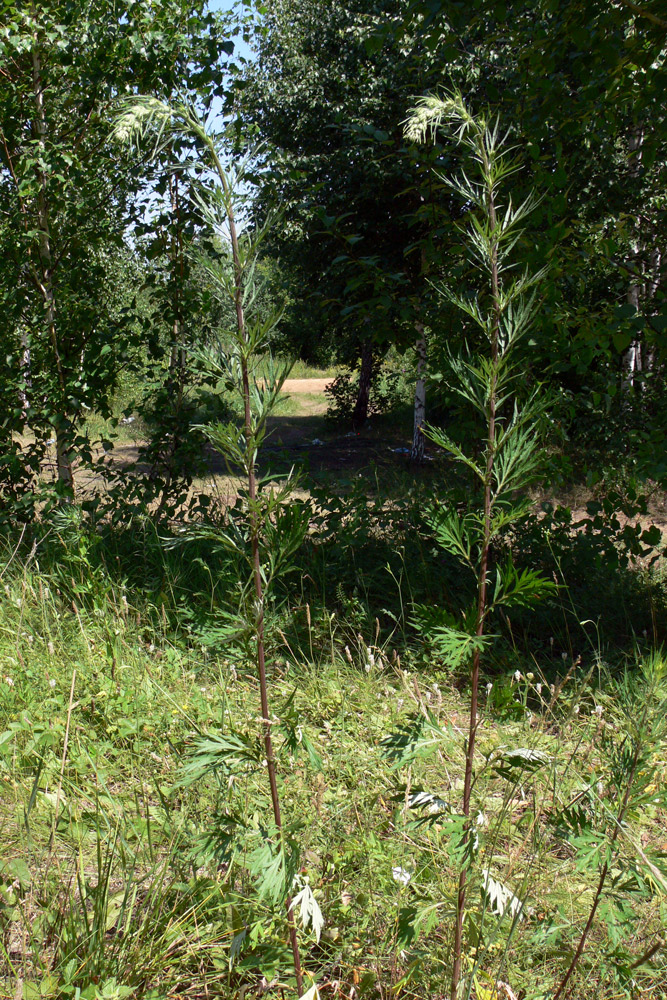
left=643, top=247, right=662, bottom=378
left=410, top=322, right=426, bottom=462
left=352, top=339, right=373, bottom=429
left=168, top=173, right=186, bottom=399
left=32, top=40, right=74, bottom=491
left=157, top=173, right=187, bottom=513
left=623, top=127, right=644, bottom=393
left=18, top=326, right=31, bottom=420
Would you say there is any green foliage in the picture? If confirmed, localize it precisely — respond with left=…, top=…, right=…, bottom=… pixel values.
left=0, top=0, right=232, bottom=507
left=1, top=534, right=667, bottom=998
left=241, top=0, right=461, bottom=422
left=2, top=4, right=667, bottom=999
left=114, top=94, right=313, bottom=989
left=324, top=350, right=413, bottom=424
left=404, top=91, right=558, bottom=998
left=406, top=91, right=556, bottom=669
left=380, top=656, right=667, bottom=1000
left=244, top=0, right=667, bottom=478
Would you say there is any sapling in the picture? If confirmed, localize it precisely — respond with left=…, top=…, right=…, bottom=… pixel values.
left=113, top=97, right=310, bottom=994
left=550, top=654, right=667, bottom=998
left=404, top=93, right=555, bottom=999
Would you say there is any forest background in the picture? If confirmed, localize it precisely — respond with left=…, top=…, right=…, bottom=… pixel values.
left=1, top=1, right=667, bottom=999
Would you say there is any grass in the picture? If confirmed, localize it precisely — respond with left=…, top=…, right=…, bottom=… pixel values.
left=3, top=374, right=667, bottom=999
left=272, top=392, right=328, bottom=418
left=279, top=359, right=339, bottom=380
left=78, top=367, right=333, bottom=465
left=1, top=534, right=667, bottom=1000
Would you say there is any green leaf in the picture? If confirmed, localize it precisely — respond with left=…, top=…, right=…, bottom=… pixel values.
left=426, top=505, right=478, bottom=565
left=612, top=331, right=633, bottom=353
left=492, top=561, right=557, bottom=609
left=492, top=747, right=551, bottom=780
left=430, top=625, right=491, bottom=668
left=183, top=731, right=260, bottom=781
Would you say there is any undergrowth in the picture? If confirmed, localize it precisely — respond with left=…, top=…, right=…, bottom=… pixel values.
left=1, top=543, right=667, bottom=999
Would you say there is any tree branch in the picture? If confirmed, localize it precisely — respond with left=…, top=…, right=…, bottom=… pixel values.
left=614, top=0, right=667, bottom=29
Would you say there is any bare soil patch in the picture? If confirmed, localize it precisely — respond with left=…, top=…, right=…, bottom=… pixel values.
left=281, top=378, right=332, bottom=394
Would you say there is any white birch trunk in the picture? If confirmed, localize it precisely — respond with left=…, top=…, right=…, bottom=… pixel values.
left=32, top=41, right=74, bottom=490
left=623, top=127, right=644, bottom=393
left=18, top=326, right=31, bottom=420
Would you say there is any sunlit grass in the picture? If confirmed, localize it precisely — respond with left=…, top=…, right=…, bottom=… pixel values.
left=0, top=549, right=665, bottom=999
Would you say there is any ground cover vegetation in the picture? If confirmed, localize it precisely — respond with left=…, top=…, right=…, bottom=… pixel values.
left=1, top=1, right=667, bottom=998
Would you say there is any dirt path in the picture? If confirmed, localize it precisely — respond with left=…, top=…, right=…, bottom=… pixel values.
left=281, top=378, right=332, bottom=394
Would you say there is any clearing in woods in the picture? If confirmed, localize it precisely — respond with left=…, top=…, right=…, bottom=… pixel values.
left=79, top=377, right=423, bottom=490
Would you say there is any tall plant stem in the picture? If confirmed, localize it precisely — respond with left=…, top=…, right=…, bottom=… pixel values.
left=551, top=738, right=642, bottom=1000
left=208, top=145, right=305, bottom=996
left=450, top=148, right=500, bottom=1000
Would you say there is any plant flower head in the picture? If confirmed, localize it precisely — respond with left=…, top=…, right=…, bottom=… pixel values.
left=404, top=91, right=478, bottom=145
left=112, top=96, right=172, bottom=146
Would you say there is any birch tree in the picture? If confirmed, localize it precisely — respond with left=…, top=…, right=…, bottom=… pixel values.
left=0, top=0, right=228, bottom=502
